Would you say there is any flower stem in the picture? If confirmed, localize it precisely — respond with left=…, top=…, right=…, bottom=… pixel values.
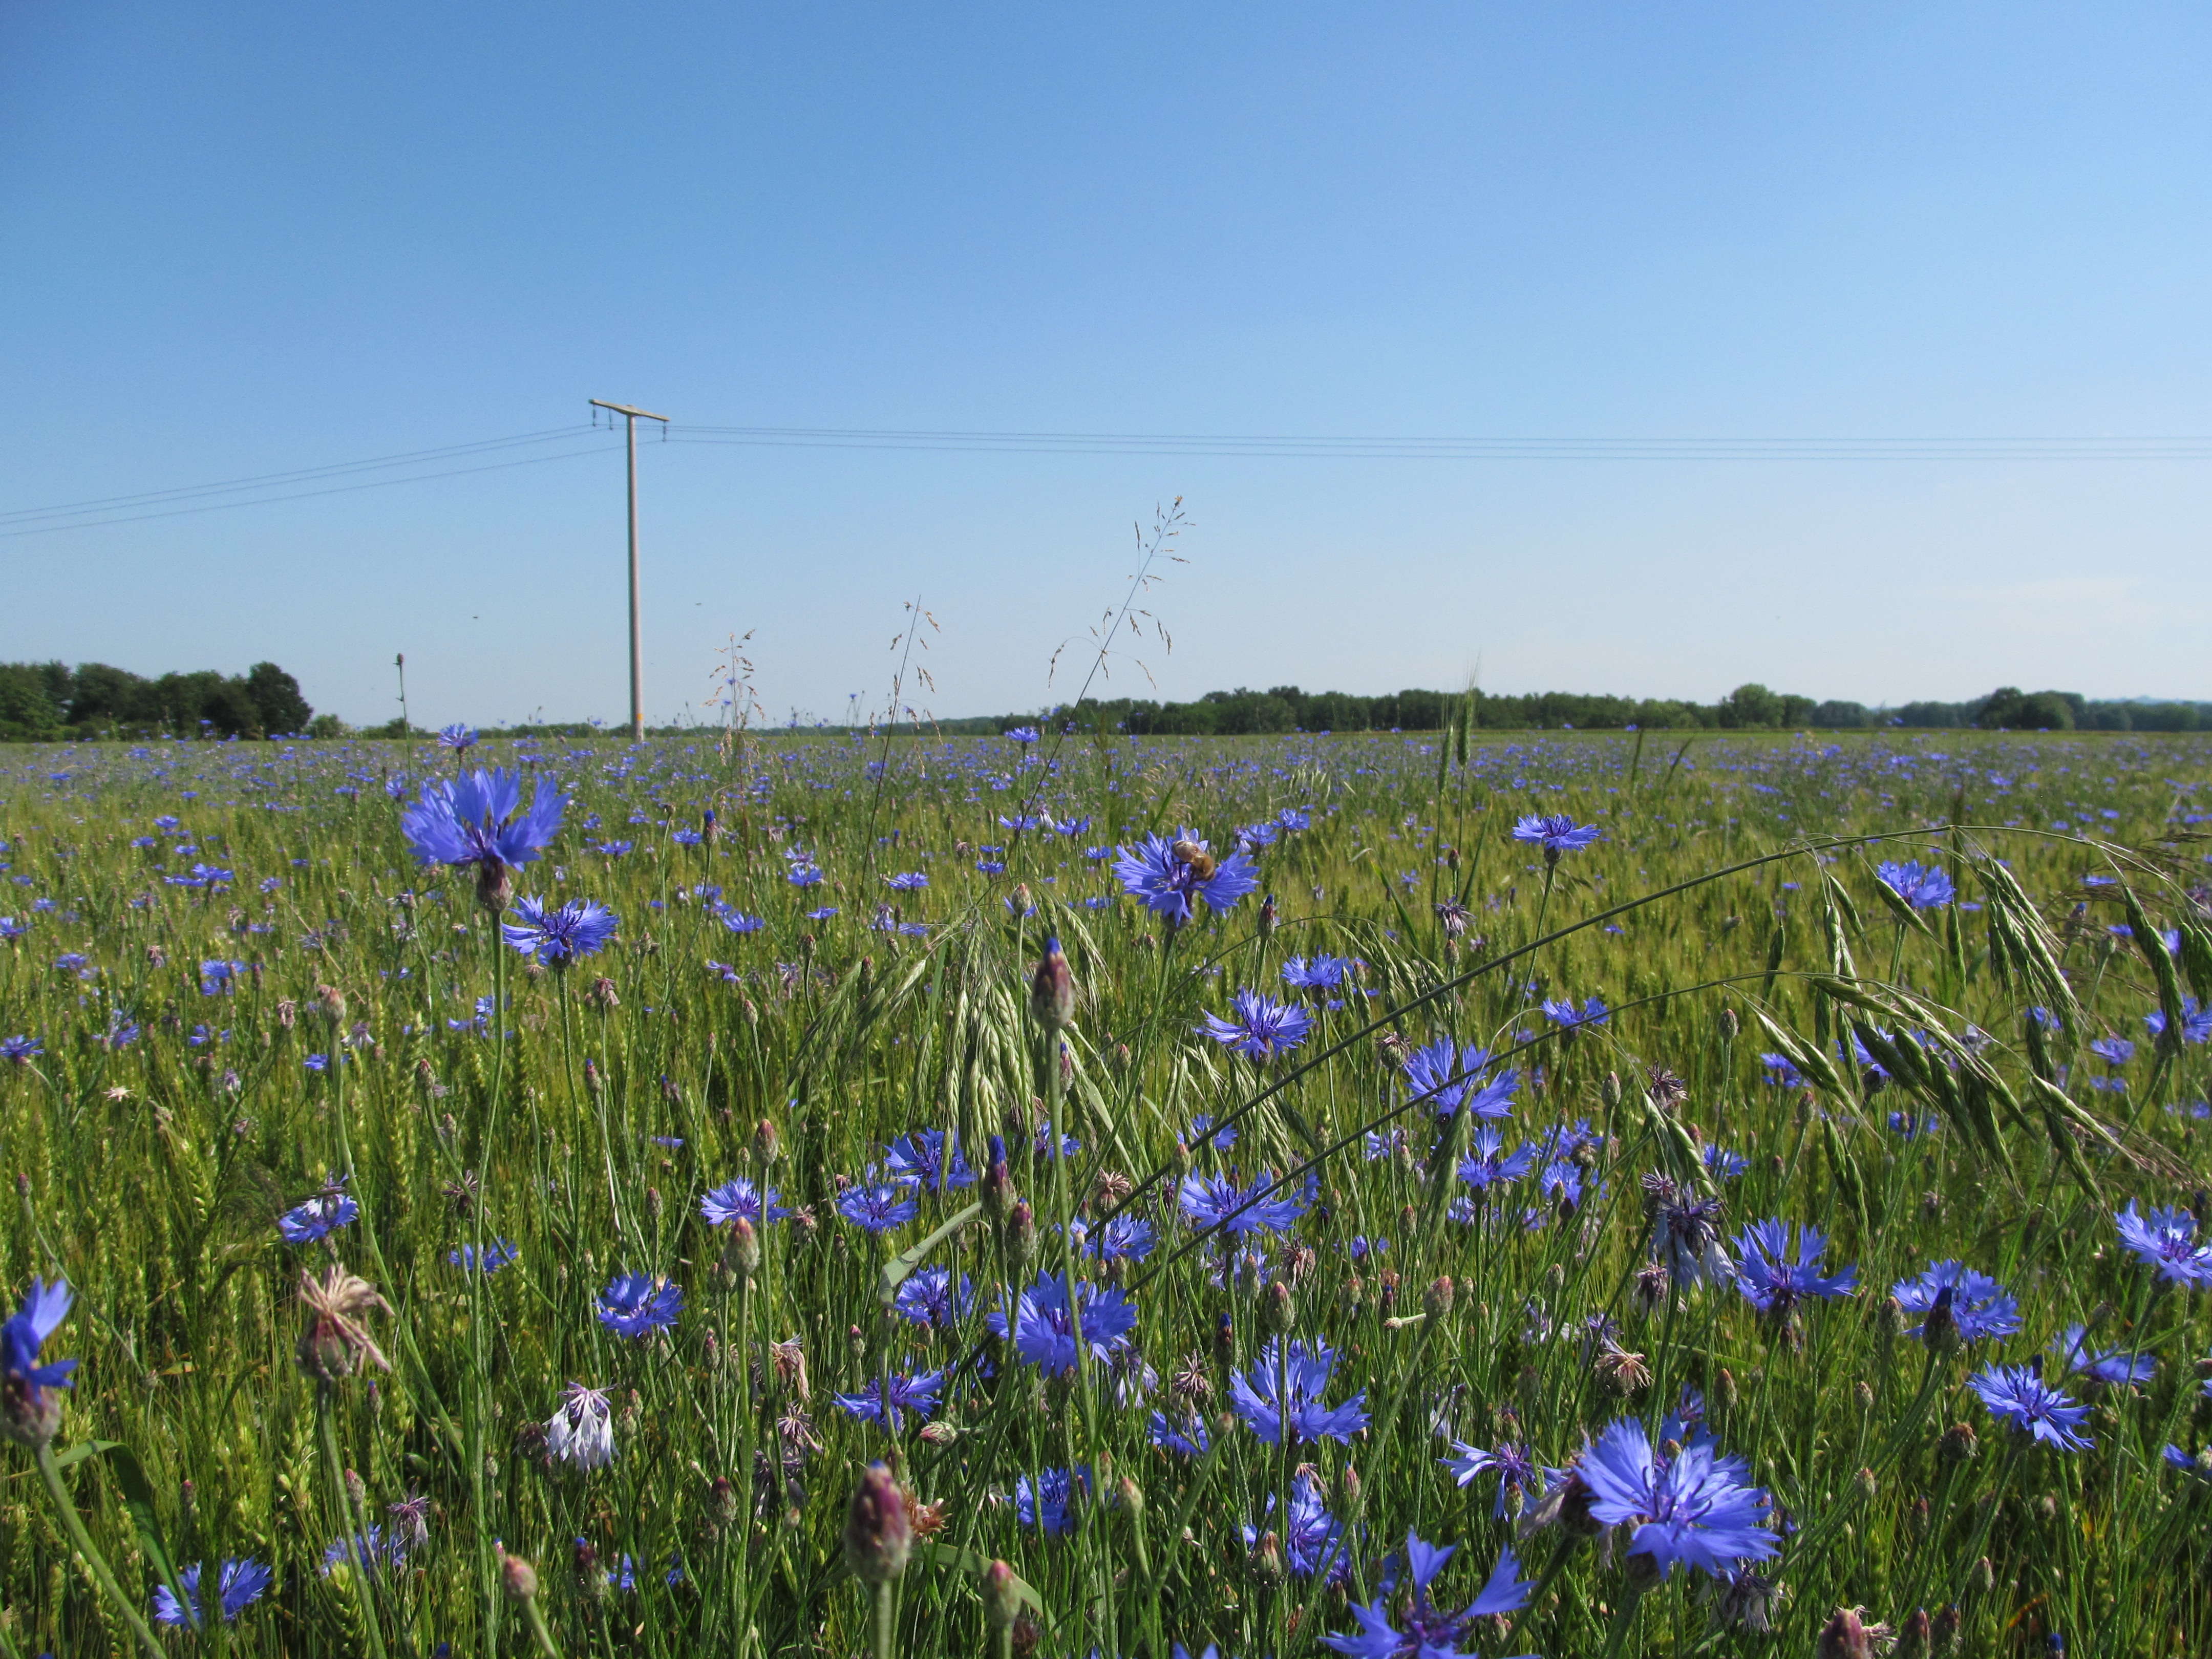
left=32, top=1443, right=165, bottom=1659
left=873, top=1578, right=896, bottom=1659
left=519, top=1592, right=566, bottom=1658
left=317, top=1385, right=390, bottom=1659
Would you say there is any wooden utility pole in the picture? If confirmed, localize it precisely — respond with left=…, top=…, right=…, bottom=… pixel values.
left=588, top=399, right=670, bottom=741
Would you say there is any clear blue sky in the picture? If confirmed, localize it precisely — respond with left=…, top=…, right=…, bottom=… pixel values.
left=3, top=3, right=2208, bottom=728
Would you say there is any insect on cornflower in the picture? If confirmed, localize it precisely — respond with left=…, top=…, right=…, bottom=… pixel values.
left=1510, top=813, right=1602, bottom=863
left=1970, top=1363, right=2093, bottom=1451
left=1875, top=860, right=1955, bottom=910
left=1576, top=1417, right=1779, bottom=1579
left=596, top=1273, right=683, bottom=1338
left=1112, top=828, right=1260, bottom=927
left=2114, top=1201, right=2212, bottom=1286
left=1320, top=1530, right=1532, bottom=1659
left=152, top=1558, right=274, bottom=1628
left=1199, top=989, right=1313, bottom=1060
left=401, top=767, right=564, bottom=910
left=1228, top=1338, right=1370, bottom=1447
left=501, top=897, right=619, bottom=968
left=0, top=1278, right=77, bottom=1449
left=1892, top=1261, right=2022, bottom=1344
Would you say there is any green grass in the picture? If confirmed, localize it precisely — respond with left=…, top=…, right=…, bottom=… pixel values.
left=0, top=725, right=2207, bottom=1656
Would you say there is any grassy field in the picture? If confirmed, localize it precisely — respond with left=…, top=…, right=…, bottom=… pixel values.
left=0, top=725, right=2208, bottom=1657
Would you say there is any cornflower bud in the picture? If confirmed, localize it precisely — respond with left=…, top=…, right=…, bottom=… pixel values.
left=1816, top=1607, right=1879, bottom=1659
left=1898, top=1608, right=1932, bottom=1657
left=1211, top=1310, right=1236, bottom=1370
left=1931, top=1605, right=1961, bottom=1652
left=1920, top=1287, right=1960, bottom=1357
left=709, top=1476, right=739, bottom=1526
left=587, top=975, right=620, bottom=1011
left=500, top=1549, right=540, bottom=1601
left=1005, top=1202, right=1037, bottom=1271
left=344, top=1467, right=368, bottom=1508
left=1855, top=1467, right=1877, bottom=1503
left=1601, top=1071, right=1623, bottom=1110
left=843, top=1462, right=912, bottom=1585
left=1855, top=1381, right=1875, bottom=1412
left=722, top=1216, right=761, bottom=1281
left=584, top=1059, right=604, bottom=1100
left=1030, top=938, right=1074, bottom=1031
left=754, top=1118, right=781, bottom=1167
left=575, top=1538, right=608, bottom=1600
left=1938, top=1421, right=1979, bottom=1464
left=1425, top=1275, right=1456, bottom=1319
left=981, top=1140, right=1016, bottom=1224
left=1115, top=1475, right=1144, bottom=1516
left=983, top=1560, right=1022, bottom=1631
left=1260, top=1282, right=1295, bottom=1335
left=1623, top=1550, right=1667, bottom=1592
left=1258, top=894, right=1278, bottom=941
left=1878, top=1295, right=1908, bottom=1343
left=1968, top=1557, right=1992, bottom=1595
left=1338, top=1462, right=1363, bottom=1516
left=478, top=860, right=514, bottom=912
left=1249, top=1529, right=1284, bottom=1586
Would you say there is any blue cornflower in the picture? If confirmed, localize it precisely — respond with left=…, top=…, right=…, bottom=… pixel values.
left=1112, top=830, right=1260, bottom=926
left=1150, top=1411, right=1211, bottom=1457
left=1244, top=1473, right=1350, bottom=1582
left=1732, top=1219, right=1857, bottom=1317
left=1004, top=726, right=1041, bottom=744
left=1403, top=1039, right=1518, bottom=1121
left=0, top=919, right=25, bottom=944
left=1015, top=1466, right=1087, bottom=1534
left=1892, top=1261, right=2021, bottom=1344
left=883, top=1129, right=976, bottom=1192
left=1178, top=1170, right=1312, bottom=1238
left=1651, top=1187, right=1733, bottom=1287
left=1876, top=860, right=1955, bottom=910
left=1577, top=1418, right=1778, bottom=1579
left=1277, top=807, right=1312, bottom=833
left=1541, top=996, right=1609, bottom=1032
left=2146, top=998, right=2212, bottom=1045
left=593, top=839, right=634, bottom=858
left=153, top=1558, right=274, bottom=1628
left=199, top=959, right=246, bottom=995
left=1078, top=1212, right=1157, bottom=1264
left=803, top=905, right=838, bottom=921
left=1457, top=1128, right=1536, bottom=1192
left=303, top=1054, right=331, bottom=1073
left=1, top=1036, right=40, bottom=1066
left=1281, top=954, right=1353, bottom=989
left=1229, top=1338, right=1369, bottom=1447
left=1199, top=990, right=1312, bottom=1060
left=785, top=859, right=825, bottom=889
left=891, top=1266, right=973, bottom=1329
left=2089, top=1035, right=2136, bottom=1068
left=1704, top=1144, right=1750, bottom=1180
left=832, top=1369, right=947, bottom=1433
left=448, top=1239, right=519, bottom=1274
left=1321, top=1532, right=1531, bottom=1659
left=700, top=1177, right=790, bottom=1228
left=1190, top=1114, right=1238, bottom=1150
left=401, top=768, right=564, bottom=880
left=2114, top=1201, right=2212, bottom=1286
left=1759, top=1052, right=1807, bottom=1089
left=278, top=1183, right=360, bottom=1245
left=164, top=863, right=234, bottom=890
left=987, top=1273, right=1138, bottom=1375
left=437, top=724, right=477, bottom=755
left=1510, top=813, right=1602, bottom=861
left=2049, top=1324, right=2155, bottom=1387
left=1, top=1278, right=75, bottom=1446
left=885, top=871, right=929, bottom=891
left=501, top=897, right=619, bottom=966
left=721, top=911, right=766, bottom=935
left=837, top=1183, right=919, bottom=1233
left=1971, top=1363, right=2093, bottom=1451
left=1440, top=1438, right=1554, bottom=1518
left=320, top=1525, right=407, bottom=1579
left=595, top=1274, right=683, bottom=1339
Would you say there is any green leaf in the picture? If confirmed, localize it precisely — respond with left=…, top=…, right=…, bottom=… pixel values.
left=61, top=1440, right=194, bottom=1631
left=879, top=1202, right=983, bottom=1308
left=911, top=1541, right=1046, bottom=1615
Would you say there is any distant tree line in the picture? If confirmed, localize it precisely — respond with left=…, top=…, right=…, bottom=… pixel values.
left=1004, top=683, right=2212, bottom=736
left=0, top=660, right=320, bottom=741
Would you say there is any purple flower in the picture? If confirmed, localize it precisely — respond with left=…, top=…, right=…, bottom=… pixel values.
left=1178, top=1169, right=1313, bottom=1239
left=1971, top=1363, right=2093, bottom=1451
left=1403, top=1039, right=1518, bottom=1121
left=721, top=911, right=767, bottom=935
left=1876, top=860, right=1955, bottom=910
left=1243, top=1473, right=1349, bottom=1582
left=1541, top=996, right=1609, bottom=1031
left=501, top=896, right=619, bottom=966
left=1892, top=1260, right=2021, bottom=1344
left=1281, top=954, right=1353, bottom=989
left=1510, top=813, right=1602, bottom=860
left=401, top=768, right=563, bottom=876
left=436, top=724, right=477, bottom=755
left=1150, top=1411, right=1211, bottom=1457
left=1199, top=990, right=1313, bottom=1060
left=1440, top=1439, right=1554, bottom=1518
left=837, top=1183, right=919, bottom=1233
left=1650, top=1186, right=1732, bottom=1287
left=1112, top=830, right=1260, bottom=926
left=2049, top=1323, right=2154, bottom=1388
left=2145, top=998, right=2212, bottom=1046
left=2089, top=1035, right=2136, bottom=1068
left=1457, top=1128, right=1536, bottom=1192
left=1732, top=1219, right=1857, bottom=1317
left=1321, top=1532, right=1531, bottom=1659
left=2114, top=1202, right=2212, bottom=1286
left=153, top=1558, right=274, bottom=1628
left=1228, top=1338, right=1369, bottom=1447
left=986, top=1273, right=1137, bottom=1375
left=1, top=1036, right=40, bottom=1066
left=831, top=1369, right=947, bottom=1433
left=1, top=1278, right=77, bottom=1444
left=595, top=1273, right=683, bottom=1339
left=883, top=1129, right=976, bottom=1192
left=1076, top=1212, right=1157, bottom=1264
left=1015, top=1466, right=1088, bottom=1534
left=278, top=1183, right=360, bottom=1246
left=1759, top=1052, right=1807, bottom=1090
left=1577, top=1417, right=1778, bottom=1579
left=890, top=1266, right=973, bottom=1329
left=448, top=1239, right=519, bottom=1274
left=700, top=1177, right=790, bottom=1227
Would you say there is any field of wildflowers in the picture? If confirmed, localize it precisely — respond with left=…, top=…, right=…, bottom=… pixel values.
left=1, top=721, right=2209, bottom=1657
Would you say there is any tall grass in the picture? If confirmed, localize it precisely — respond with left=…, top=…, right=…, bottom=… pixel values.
left=0, top=724, right=2207, bottom=1656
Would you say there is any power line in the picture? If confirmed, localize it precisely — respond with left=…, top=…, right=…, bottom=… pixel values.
left=0, top=425, right=600, bottom=529
left=0, top=440, right=621, bottom=540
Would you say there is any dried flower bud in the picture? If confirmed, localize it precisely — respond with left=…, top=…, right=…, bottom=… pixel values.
left=843, top=1462, right=912, bottom=1585
left=1938, top=1421, right=1979, bottom=1464
left=1815, top=1606, right=1881, bottom=1659
left=587, top=975, right=620, bottom=1011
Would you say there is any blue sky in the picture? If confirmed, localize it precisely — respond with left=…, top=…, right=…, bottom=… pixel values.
left=3, top=3, right=2208, bottom=728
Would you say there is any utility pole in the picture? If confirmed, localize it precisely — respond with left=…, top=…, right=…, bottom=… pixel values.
left=588, top=399, right=670, bottom=741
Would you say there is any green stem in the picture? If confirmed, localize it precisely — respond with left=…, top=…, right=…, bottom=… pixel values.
left=519, top=1592, right=566, bottom=1658
left=1596, top=1586, right=1644, bottom=1659
left=873, top=1578, right=896, bottom=1659
left=32, top=1442, right=166, bottom=1659
left=318, top=1386, right=391, bottom=1659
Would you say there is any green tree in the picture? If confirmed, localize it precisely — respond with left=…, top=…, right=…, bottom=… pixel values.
left=244, top=662, right=313, bottom=736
